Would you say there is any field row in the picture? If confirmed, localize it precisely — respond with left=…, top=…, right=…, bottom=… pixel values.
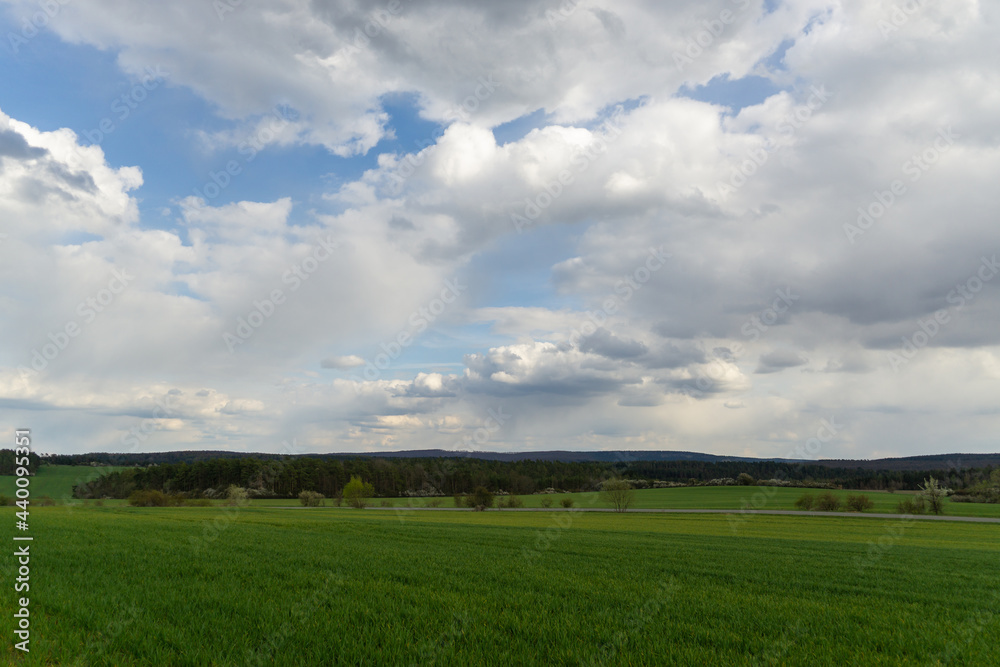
left=2, top=506, right=998, bottom=665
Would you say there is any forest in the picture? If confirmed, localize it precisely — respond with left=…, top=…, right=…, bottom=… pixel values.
left=69, top=453, right=994, bottom=500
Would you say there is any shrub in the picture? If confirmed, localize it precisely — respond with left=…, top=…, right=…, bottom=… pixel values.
left=128, top=490, right=171, bottom=507
left=846, top=494, right=875, bottom=512
left=0, top=494, right=11, bottom=506
left=454, top=494, right=464, bottom=508
left=794, top=493, right=815, bottom=510
left=814, top=492, right=841, bottom=512
left=540, top=497, right=553, bottom=508
left=185, top=498, right=212, bottom=507
left=560, top=497, right=574, bottom=508
left=468, top=486, right=494, bottom=510
left=736, top=473, right=755, bottom=486
left=225, top=485, right=249, bottom=507
left=380, top=499, right=394, bottom=508
left=896, top=497, right=926, bottom=515
left=299, top=490, right=325, bottom=507
left=343, top=476, right=375, bottom=509
left=94, top=499, right=104, bottom=507
left=600, top=478, right=635, bottom=513
left=425, top=498, right=443, bottom=508
left=499, top=495, right=524, bottom=509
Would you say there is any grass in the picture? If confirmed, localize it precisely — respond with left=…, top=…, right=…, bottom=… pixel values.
left=0, top=465, right=122, bottom=501
left=308, top=486, right=1000, bottom=518
left=2, top=505, right=998, bottom=665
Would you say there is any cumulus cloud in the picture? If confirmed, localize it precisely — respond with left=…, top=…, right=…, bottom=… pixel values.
left=2, top=0, right=1000, bottom=457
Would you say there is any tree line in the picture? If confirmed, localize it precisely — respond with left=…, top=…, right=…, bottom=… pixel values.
left=0, top=449, right=42, bottom=475
left=69, top=453, right=998, bottom=500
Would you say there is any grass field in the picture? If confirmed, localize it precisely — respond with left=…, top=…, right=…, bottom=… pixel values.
left=252, top=486, right=1000, bottom=518
left=0, top=465, right=122, bottom=501
left=3, top=505, right=998, bottom=665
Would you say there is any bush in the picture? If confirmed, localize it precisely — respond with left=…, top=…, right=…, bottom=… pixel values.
left=425, top=498, right=443, bottom=508
left=560, top=497, right=574, bottom=508
left=299, top=490, right=325, bottom=507
left=540, top=497, right=553, bottom=508
left=128, top=490, right=171, bottom=507
left=0, top=494, right=12, bottom=506
left=814, top=492, right=841, bottom=512
left=454, top=494, right=464, bottom=508
left=38, top=495, right=55, bottom=506
left=736, top=473, right=755, bottom=486
left=498, top=495, right=524, bottom=509
left=896, top=497, right=926, bottom=515
left=343, top=476, right=375, bottom=509
left=225, top=485, right=249, bottom=507
left=846, top=494, right=875, bottom=512
left=794, top=493, right=815, bottom=510
left=94, top=499, right=104, bottom=507
left=380, top=499, right=394, bottom=508
left=184, top=498, right=213, bottom=507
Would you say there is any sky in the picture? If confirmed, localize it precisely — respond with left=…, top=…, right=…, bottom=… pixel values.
left=0, top=0, right=997, bottom=459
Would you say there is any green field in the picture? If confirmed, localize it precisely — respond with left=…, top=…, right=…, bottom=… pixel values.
left=0, top=465, right=122, bottom=501
left=3, top=505, right=998, bottom=665
left=260, top=486, right=1000, bottom=518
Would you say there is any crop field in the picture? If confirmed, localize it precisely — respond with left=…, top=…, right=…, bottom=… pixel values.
left=0, top=465, right=121, bottom=501
left=3, top=505, right=998, bottom=665
left=252, top=486, right=1000, bottom=519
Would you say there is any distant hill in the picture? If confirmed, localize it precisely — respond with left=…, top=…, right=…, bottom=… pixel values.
left=44, top=448, right=1000, bottom=472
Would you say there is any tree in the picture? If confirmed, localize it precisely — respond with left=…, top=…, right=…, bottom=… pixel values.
left=468, top=486, right=494, bottom=510
left=600, top=478, right=635, bottom=513
left=918, top=476, right=948, bottom=515
left=736, top=473, right=755, bottom=486
left=343, top=476, right=374, bottom=509
left=298, top=490, right=325, bottom=507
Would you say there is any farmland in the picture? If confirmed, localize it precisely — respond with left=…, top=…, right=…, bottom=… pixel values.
left=3, top=505, right=998, bottom=665
left=252, top=485, right=1000, bottom=518
left=0, top=465, right=121, bottom=501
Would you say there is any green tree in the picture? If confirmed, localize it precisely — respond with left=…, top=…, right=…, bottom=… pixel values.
left=600, top=478, right=635, bottom=513
left=468, top=486, right=493, bottom=510
left=343, top=476, right=375, bottom=509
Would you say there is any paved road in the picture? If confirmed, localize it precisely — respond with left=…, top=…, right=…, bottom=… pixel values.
left=269, top=505, right=1000, bottom=523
